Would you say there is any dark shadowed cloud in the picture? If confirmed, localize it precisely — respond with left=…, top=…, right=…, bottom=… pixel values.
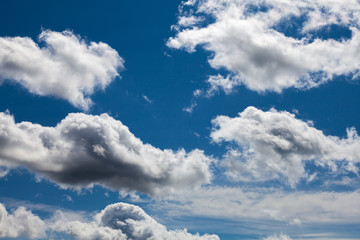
left=0, top=112, right=213, bottom=196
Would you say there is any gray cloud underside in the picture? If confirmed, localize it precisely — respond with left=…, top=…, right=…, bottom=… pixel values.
left=0, top=30, right=123, bottom=110
left=169, top=0, right=360, bottom=93
left=0, top=202, right=219, bottom=240
left=0, top=112, right=213, bottom=196
left=211, top=106, right=360, bottom=186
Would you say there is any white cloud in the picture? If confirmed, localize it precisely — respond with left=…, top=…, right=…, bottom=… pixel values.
left=0, top=167, right=8, bottom=178
left=168, top=0, right=360, bottom=93
left=183, top=102, right=198, bottom=114
left=0, top=201, right=219, bottom=240
left=206, top=74, right=242, bottom=96
left=211, top=106, right=360, bottom=186
left=0, top=30, right=123, bottom=110
left=193, top=89, right=203, bottom=97
left=51, top=202, right=220, bottom=240
left=0, top=111, right=213, bottom=196
left=143, top=95, right=152, bottom=103
left=153, top=186, right=360, bottom=225
left=177, top=16, right=204, bottom=28
left=0, top=203, right=46, bottom=239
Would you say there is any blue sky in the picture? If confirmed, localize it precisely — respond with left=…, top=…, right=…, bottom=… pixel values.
left=0, top=0, right=360, bottom=239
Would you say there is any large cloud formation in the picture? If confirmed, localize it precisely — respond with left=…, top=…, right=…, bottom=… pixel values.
left=211, top=107, right=360, bottom=186
left=0, top=203, right=46, bottom=239
left=0, top=202, right=219, bottom=240
left=0, top=30, right=123, bottom=110
left=168, top=0, right=360, bottom=93
left=52, top=202, right=220, bottom=240
left=0, top=112, right=213, bottom=196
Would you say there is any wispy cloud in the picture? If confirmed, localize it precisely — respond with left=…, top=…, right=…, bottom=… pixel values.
left=142, top=95, right=152, bottom=103
left=152, top=186, right=360, bottom=227
left=183, top=102, right=197, bottom=114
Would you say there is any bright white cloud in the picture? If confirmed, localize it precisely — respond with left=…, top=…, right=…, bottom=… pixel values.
left=206, top=74, right=242, bottom=96
left=168, top=0, right=360, bottom=93
left=0, top=202, right=219, bottom=240
left=0, top=111, right=213, bottom=196
left=0, top=203, right=46, bottom=239
left=211, top=107, right=360, bottom=186
left=51, top=202, right=220, bottom=240
left=0, top=30, right=123, bottom=110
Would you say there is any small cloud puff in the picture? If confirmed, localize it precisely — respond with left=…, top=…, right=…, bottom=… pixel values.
left=0, top=30, right=124, bottom=110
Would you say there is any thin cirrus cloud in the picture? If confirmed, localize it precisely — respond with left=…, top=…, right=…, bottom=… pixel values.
left=211, top=106, right=360, bottom=187
left=0, top=111, right=213, bottom=197
left=263, top=235, right=292, bottom=240
left=154, top=186, right=360, bottom=227
left=0, top=202, right=220, bottom=240
left=168, top=0, right=360, bottom=94
left=0, top=30, right=124, bottom=110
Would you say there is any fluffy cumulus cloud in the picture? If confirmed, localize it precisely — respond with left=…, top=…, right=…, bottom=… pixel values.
left=0, top=203, right=46, bottom=239
left=0, top=30, right=123, bottom=110
left=0, top=202, right=219, bottom=240
left=211, top=107, right=360, bottom=186
left=168, top=0, right=360, bottom=93
left=51, top=202, right=220, bottom=240
left=0, top=112, right=213, bottom=196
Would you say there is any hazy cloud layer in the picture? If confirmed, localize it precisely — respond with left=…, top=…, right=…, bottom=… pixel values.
left=169, top=0, right=360, bottom=93
left=0, top=203, right=46, bottom=239
left=154, top=186, right=360, bottom=225
left=0, top=30, right=123, bottom=110
left=211, top=107, right=360, bottom=186
left=52, top=202, right=220, bottom=240
left=0, top=112, right=213, bottom=196
left=263, top=235, right=292, bottom=240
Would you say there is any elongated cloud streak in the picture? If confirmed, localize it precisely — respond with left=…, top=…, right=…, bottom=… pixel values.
left=0, top=112, right=213, bottom=196
left=211, top=107, right=360, bottom=186
left=0, top=30, right=123, bottom=110
left=169, top=0, right=360, bottom=93
left=154, top=186, right=360, bottom=225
